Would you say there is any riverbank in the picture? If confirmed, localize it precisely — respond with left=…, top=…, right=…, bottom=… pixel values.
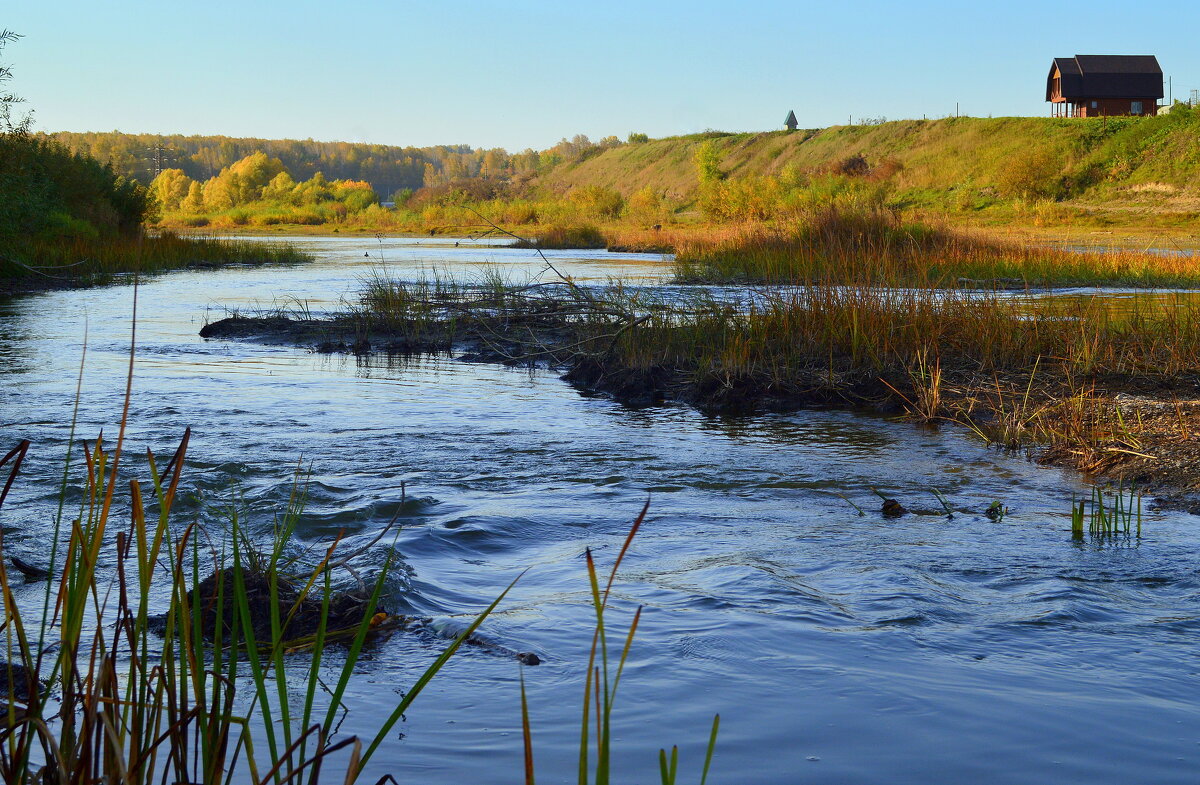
left=158, top=213, right=1200, bottom=273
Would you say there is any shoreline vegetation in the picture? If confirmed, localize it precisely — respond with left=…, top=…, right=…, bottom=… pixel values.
left=0, top=131, right=311, bottom=294
left=0, top=416, right=695, bottom=782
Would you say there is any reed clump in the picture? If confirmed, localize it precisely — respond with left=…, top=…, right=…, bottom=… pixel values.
left=513, top=223, right=607, bottom=249
left=0, top=298, right=522, bottom=784
left=582, top=285, right=1200, bottom=486
left=0, top=421, right=513, bottom=784
left=1071, top=484, right=1143, bottom=540
left=220, top=263, right=1200, bottom=488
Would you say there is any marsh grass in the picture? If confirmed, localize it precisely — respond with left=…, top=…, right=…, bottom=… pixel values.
left=1, top=232, right=311, bottom=288
left=513, top=224, right=607, bottom=250
left=607, top=285, right=1200, bottom=391
left=0, top=430, right=518, bottom=784
left=1071, top=484, right=1143, bottom=539
left=672, top=207, right=1200, bottom=288
left=342, top=263, right=1200, bottom=473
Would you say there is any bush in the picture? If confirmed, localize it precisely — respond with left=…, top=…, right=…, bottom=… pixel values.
left=0, top=134, right=152, bottom=240
left=832, top=153, right=871, bottom=177
left=568, top=184, right=624, bottom=219
left=997, top=149, right=1065, bottom=200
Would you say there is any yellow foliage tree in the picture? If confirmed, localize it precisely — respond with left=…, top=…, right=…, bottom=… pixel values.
left=203, top=172, right=239, bottom=211
left=181, top=181, right=204, bottom=212
left=149, top=169, right=193, bottom=212
left=262, top=171, right=297, bottom=202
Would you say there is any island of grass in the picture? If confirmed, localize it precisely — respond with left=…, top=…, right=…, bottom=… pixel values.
left=199, top=248, right=1200, bottom=501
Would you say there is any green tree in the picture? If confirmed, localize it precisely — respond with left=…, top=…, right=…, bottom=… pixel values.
left=0, top=29, right=30, bottom=134
left=624, top=186, right=667, bottom=223
left=694, top=141, right=724, bottom=185
left=228, top=151, right=285, bottom=199
left=203, top=171, right=239, bottom=210
left=262, top=171, right=297, bottom=202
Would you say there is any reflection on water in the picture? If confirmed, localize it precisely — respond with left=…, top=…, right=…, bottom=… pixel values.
left=1, top=237, right=1199, bottom=784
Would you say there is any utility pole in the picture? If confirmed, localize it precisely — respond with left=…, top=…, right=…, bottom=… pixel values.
left=142, top=144, right=178, bottom=181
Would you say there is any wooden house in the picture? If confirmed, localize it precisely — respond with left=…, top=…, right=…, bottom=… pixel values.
left=1047, top=55, right=1163, bottom=117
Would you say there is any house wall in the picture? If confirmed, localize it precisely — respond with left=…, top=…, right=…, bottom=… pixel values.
left=1077, top=97, right=1158, bottom=117
left=1051, top=97, right=1159, bottom=117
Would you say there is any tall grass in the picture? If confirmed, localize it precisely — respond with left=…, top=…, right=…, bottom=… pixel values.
left=513, top=224, right=607, bottom=250
left=609, top=285, right=1200, bottom=384
left=1, top=232, right=312, bottom=287
left=2, top=288, right=723, bottom=782
left=672, top=206, right=1200, bottom=288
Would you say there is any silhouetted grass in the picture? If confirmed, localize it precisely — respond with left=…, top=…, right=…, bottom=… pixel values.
left=0, top=232, right=311, bottom=289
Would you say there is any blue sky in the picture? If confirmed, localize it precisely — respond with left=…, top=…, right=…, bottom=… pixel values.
left=4, top=1, right=1196, bottom=151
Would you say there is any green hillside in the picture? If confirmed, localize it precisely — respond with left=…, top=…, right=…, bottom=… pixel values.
left=533, top=110, right=1200, bottom=221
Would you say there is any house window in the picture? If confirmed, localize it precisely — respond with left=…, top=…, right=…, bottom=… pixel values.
left=1131, top=101, right=1143, bottom=115
left=1091, top=101, right=1098, bottom=108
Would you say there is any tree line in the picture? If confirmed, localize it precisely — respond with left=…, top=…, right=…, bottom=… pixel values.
left=52, top=131, right=651, bottom=202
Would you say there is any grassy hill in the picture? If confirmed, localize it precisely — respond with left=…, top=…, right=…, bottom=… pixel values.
left=534, top=110, right=1200, bottom=224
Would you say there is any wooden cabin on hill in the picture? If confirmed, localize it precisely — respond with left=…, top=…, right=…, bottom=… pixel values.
left=1047, top=55, right=1163, bottom=117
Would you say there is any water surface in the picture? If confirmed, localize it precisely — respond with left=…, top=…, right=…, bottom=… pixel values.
left=1, top=237, right=1198, bottom=784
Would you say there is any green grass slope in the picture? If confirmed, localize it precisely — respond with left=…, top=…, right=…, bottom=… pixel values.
left=536, top=109, right=1200, bottom=219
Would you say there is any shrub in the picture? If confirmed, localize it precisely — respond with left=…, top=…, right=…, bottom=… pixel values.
left=997, top=148, right=1065, bottom=200
left=832, top=153, right=871, bottom=177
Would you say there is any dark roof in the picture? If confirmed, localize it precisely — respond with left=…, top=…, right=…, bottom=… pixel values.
left=784, top=110, right=798, bottom=126
left=1047, top=55, right=1163, bottom=101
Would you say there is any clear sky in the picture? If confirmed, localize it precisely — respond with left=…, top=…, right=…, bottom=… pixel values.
left=4, top=1, right=1197, bottom=151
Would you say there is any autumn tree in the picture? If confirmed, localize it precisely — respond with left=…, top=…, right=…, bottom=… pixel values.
left=625, top=186, right=668, bottom=224
left=262, top=171, right=297, bottom=202
left=181, top=181, right=204, bottom=212
left=149, top=168, right=193, bottom=212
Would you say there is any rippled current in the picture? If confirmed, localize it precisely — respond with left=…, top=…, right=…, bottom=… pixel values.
left=1, top=236, right=1198, bottom=784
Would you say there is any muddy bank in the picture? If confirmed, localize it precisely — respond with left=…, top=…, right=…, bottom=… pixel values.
left=200, top=314, right=454, bottom=356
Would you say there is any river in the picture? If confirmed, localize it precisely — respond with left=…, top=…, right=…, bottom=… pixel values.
left=1, top=236, right=1198, bottom=784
